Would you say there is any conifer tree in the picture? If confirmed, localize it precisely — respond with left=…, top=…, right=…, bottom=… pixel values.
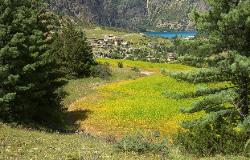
left=51, top=18, right=95, bottom=78
left=170, top=0, right=250, bottom=155
left=0, top=0, right=63, bottom=125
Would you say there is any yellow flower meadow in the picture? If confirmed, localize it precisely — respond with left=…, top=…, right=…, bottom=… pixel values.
left=70, top=59, right=204, bottom=139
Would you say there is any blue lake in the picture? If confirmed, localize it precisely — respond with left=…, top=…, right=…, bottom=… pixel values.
left=144, top=31, right=197, bottom=38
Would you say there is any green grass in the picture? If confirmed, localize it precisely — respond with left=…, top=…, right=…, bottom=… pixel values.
left=69, top=59, right=201, bottom=139
left=0, top=123, right=166, bottom=160
left=97, top=58, right=193, bottom=72
left=1, top=59, right=249, bottom=159
left=70, top=59, right=231, bottom=139
left=62, top=67, right=141, bottom=107
left=1, top=124, right=248, bottom=160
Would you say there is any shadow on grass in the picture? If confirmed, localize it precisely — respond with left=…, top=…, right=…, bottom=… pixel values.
left=64, top=109, right=92, bottom=131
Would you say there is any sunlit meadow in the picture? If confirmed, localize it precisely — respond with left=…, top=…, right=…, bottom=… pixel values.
left=69, top=59, right=205, bottom=139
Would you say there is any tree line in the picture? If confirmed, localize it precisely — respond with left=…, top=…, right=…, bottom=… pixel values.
left=0, top=0, right=95, bottom=128
left=170, top=0, right=250, bottom=156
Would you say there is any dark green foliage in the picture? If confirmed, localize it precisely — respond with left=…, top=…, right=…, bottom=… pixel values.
left=169, top=0, right=250, bottom=155
left=173, top=36, right=236, bottom=68
left=160, top=68, right=167, bottom=75
left=110, top=50, right=124, bottom=59
left=0, top=0, right=64, bottom=126
left=173, top=39, right=215, bottom=67
left=114, top=133, right=168, bottom=155
left=173, top=39, right=213, bottom=57
left=239, top=116, right=250, bottom=134
left=117, top=62, right=123, bottom=68
left=90, top=63, right=112, bottom=79
left=175, top=118, right=249, bottom=156
left=51, top=18, right=95, bottom=78
left=171, top=53, right=250, bottom=155
left=193, top=0, right=250, bottom=55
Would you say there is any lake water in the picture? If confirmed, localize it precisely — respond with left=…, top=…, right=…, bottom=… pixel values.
left=144, top=31, right=197, bottom=38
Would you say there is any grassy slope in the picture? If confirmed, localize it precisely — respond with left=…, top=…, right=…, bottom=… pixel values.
left=97, top=58, right=193, bottom=72
left=1, top=124, right=247, bottom=160
left=68, top=59, right=224, bottom=139
left=71, top=74, right=199, bottom=138
left=0, top=123, right=165, bottom=160
left=0, top=68, right=161, bottom=160
left=1, top=61, right=248, bottom=160
left=1, top=27, right=247, bottom=160
left=63, top=67, right=142, bottom=107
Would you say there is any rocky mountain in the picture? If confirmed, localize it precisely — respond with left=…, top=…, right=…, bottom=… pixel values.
left=45, top=0, right=207, bottom=31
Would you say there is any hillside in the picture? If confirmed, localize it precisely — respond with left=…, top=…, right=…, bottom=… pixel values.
left=1, top=60, right=248, bottom=160
left=1, top=61, right=248, bottom=160
left=0, top=123, right=163, bottom=160
left=2, top=123, right=248, bottom=160
left=45, top=0, right=207, bottom=31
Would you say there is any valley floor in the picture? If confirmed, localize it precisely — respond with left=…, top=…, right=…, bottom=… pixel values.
left=1, top=59, right=248, bottom=160
left=69, top=59, right=199, bottom=139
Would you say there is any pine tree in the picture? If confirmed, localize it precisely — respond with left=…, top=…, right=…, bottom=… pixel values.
left=170, top=0, right=250, bottom=155
left=0, top=0, right=63, bottom=125
left=51, top=18, right=95, bottom=78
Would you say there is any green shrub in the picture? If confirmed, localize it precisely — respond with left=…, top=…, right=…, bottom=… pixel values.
left=90, top=63, right=112, bottom=79
left=160, top=68, right=167, bottom=75
left=114, top=133, right=168, bottom=155
left=51, top=18, right=95, bottom=78
left=174, top=119, right=250, bottom=156
left=244, top=139, right=250, bottom=157
left=117, top=62, right=123, bottom=68
left=110, top=52, right=124, bottom=59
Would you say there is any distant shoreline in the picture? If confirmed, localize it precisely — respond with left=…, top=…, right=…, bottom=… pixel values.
left=144, top=31, right=197, bottom=38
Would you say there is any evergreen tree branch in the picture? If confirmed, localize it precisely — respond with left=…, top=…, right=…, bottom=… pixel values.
left=165, top=86, right=235, bottom=99
left=182, top=109, right=237, bottom=129
left=170, top=68, right=225, bottom=83
left=181, top=89, right=237, bottom=113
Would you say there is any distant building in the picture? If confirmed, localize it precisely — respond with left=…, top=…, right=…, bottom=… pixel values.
left=166, top=53, right=177, bottom=61
left=184, top=36, right=195, bottom=40
left=104, top=35, right=114, bottom=43
left=114, top=37, right=123, bottom=46
left=89, top=34, right=130, bottom=58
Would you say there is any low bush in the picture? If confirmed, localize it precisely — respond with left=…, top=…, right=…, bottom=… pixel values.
left=160, top=68, right=167, bottom=75
left=174, top=120, right=250, bottom=157
left=114, top=133, right=168, bottom=155
left=110, top=52, right=125, bottom=59
left=51, top=18, right=95, bottom=78
left=90, top=63, right=112, bottom=79
left=117, top=62, right=123, bottom=68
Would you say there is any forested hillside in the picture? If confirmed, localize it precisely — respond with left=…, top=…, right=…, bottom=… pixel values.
left=45, top=0, right=207, bottom=31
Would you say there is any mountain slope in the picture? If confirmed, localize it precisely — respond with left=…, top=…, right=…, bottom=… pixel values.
left=45, top=0, right=207, bottom=31
left=146, top=0, right=207, bottom=31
